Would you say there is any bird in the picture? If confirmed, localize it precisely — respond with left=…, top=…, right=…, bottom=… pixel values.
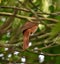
left=21, top=21, right=38, bottom=50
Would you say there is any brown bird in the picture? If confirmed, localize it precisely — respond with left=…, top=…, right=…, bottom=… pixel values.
left=21, top=21, right=38, bottom=50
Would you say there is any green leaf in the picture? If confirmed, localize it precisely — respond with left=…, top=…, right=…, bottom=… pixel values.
left=55, top=57, right=60, bottom=64
left=50, top=22, right=60, bottom=38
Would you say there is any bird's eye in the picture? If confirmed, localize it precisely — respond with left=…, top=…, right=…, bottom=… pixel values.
left=30, top=33, right=34, bottom=36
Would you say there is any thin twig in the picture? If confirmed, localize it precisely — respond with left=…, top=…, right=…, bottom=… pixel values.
left=0, top=4, right=19, bottom=35
left=0, top=12, right=58, bottom=22
left=0, top=6, right=60, bottom=16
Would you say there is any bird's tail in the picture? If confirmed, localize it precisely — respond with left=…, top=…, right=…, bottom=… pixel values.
left=23, top=30, right=30, bottom=50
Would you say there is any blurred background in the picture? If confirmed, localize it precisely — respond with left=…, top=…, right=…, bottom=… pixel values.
left=0, top=0, right=60, bottom=64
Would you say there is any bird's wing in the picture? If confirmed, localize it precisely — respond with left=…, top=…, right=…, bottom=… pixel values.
left=21, top=22, right=37, bottom=32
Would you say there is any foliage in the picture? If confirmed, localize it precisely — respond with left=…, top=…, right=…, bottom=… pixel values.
left=0, top=0, right=60, bottom=64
